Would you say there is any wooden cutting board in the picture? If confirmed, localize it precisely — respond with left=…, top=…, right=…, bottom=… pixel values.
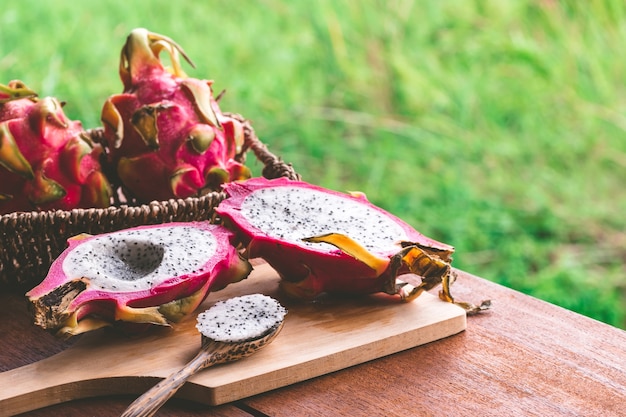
left=0, top=262, right=466, bottom=416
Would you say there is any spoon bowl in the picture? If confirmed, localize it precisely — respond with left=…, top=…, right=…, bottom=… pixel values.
left=121, top=296, right=286, bottom=417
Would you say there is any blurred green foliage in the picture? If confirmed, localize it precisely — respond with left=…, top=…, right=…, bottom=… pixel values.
left=1, top=0, right=624, bottom=327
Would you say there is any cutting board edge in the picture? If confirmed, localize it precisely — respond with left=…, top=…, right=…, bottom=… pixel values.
left=0, top=375, right=145, bottom=417
left=196, top=309, right=467, bottom=405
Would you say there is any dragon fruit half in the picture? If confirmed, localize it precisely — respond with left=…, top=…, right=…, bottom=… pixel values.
left=216, top=177, right=487, bottom=312
left=0, top=80, right=111, bottom=214
left=26, top=221, right=252, bottom=338
left=99, top=28, right=250, bottom=203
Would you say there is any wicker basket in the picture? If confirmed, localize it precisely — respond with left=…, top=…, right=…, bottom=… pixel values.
left=0, top=114, right=300, bottom=292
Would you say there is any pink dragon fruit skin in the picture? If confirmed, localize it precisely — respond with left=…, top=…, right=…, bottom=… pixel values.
left=99, top=28, right=250, bottom=202
left=26, top=221, right=252, bottom=338
left=0, top=80, right=112, bottom=214
left=215, top=177, right=473, bottom=307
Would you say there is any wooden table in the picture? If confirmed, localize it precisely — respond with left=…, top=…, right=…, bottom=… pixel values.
left=2, top=268, right=625, bottom=417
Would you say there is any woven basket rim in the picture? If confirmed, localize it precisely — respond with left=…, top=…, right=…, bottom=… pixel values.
left=0, top=112, right=299, bottom=221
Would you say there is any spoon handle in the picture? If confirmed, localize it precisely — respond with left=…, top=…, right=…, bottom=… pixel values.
left=120, top=348, right=216, bottom=417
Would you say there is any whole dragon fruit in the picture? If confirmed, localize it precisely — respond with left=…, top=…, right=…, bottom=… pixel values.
left=216, top=177, right=488, bottom=313
left=0, top=80, right=111, bottom=214
left=26, top=222, right=252, bottom=338
left=99, top=28, right=250, bottom=202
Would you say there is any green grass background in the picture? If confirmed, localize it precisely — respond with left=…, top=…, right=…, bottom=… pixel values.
left=2, top=1, right=625, bottom=328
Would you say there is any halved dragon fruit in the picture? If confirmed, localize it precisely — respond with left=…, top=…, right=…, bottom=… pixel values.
left=26, top=222, right=252, bottom=338
left=216, top=177, right=487, bottom=312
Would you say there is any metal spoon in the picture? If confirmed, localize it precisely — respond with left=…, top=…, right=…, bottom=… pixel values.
left=121, top=302, right=285, bottom=417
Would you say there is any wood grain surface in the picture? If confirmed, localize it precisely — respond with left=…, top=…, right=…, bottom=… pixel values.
left=2, top=266, right=625, bottom=416
left=0, top=262, right=465, bottom=416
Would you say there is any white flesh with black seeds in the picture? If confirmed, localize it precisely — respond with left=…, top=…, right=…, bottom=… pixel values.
left=240, top=186, right=407, bottom=252
left=62, top=225, right=218, bottom=292
left=196, top=294, right=287, bottom=343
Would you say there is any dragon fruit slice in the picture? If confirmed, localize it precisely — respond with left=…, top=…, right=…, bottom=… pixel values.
left=196, top=294, right=287, bottom=343
left=26, top=222, right=252, bottom=338
left=216, top=177, right=487, bottom=312
left=99, top=28, right=250, bottom=202
left=0, top=80, right=112, bottom=214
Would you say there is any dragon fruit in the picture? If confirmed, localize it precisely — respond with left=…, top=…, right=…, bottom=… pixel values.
left=196, top=294, right=287, bottom=343
left=98, top=28, right=250, bottom=203
left=216, top=177, right=487, bottom=312
left=26, top=221, right=252, bottom=338
left=0, top=80, right=111, bottom=214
